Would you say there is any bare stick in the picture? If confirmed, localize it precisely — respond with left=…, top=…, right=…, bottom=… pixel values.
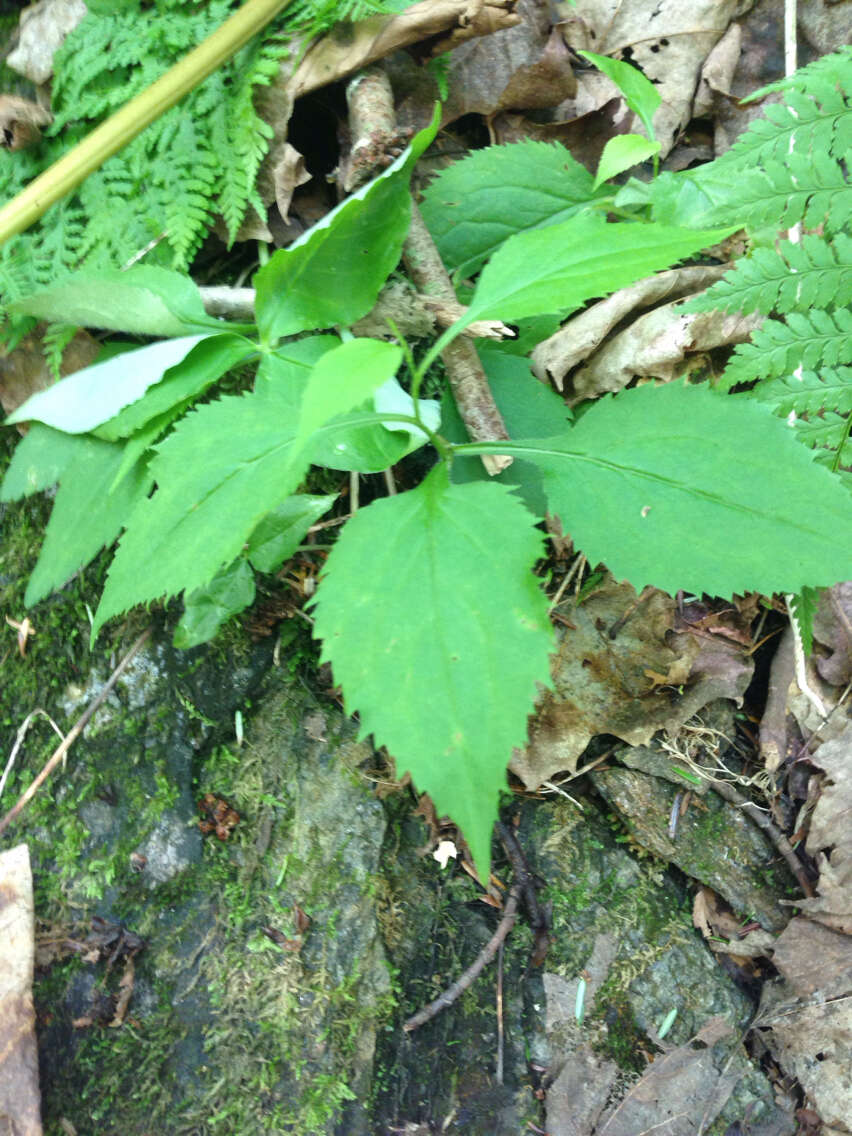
left=403, top=884, right=520, bottom=1031
left=198, top=282, right=513, bottom=341
left=0, top=709, right=65, bottom=800
left=404, top=203, right=512, bottom=476
left=0, top=629, right=151, bottom=837
left=496, top=938, right=505, bottom=1084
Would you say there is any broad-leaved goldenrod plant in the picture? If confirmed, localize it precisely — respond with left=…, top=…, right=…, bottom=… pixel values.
left=4, top=50, right=852, bottom=878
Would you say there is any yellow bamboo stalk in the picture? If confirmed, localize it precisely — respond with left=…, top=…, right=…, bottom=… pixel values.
left=0, top=0, right=293, bottom=246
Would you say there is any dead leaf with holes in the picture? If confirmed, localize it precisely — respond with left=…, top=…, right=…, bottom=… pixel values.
left=555, top=0, right=752, bottom=159
left=437, top=0, right=576, bottom=124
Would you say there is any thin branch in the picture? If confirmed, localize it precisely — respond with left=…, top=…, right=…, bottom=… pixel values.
left=710, top=778, right=815, bottom=899
left=497, top=820, right=549, bottom=965
left=404, top=203, right=512, bottom=475
left=0, top=629, right=151, bottom=838
left=403, top=884, right=520, bottom=1031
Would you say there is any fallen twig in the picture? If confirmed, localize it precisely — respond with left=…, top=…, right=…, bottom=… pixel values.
left=497, top=820, right=549, bottom=966
left=0, top=709, right=64, bottom=800
left=403, top=883, right=520, bottom=1031
left=403, top=202, right=512, bottom=475
left=711, top=778, right=815, bottom=899
left=0, top=629, right=151, bottom=837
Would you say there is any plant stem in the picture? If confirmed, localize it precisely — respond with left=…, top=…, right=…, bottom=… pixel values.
left=0, top=0, right=293, bottom=246
left=403, top=202, right=511, bottom=475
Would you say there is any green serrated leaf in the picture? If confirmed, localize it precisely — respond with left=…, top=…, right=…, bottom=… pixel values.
left=497, top=382, right=852, bottom=597
left=578, top=51, right=661, bottom=140
left=308, top=378, right=439, bottom=473
left=91, top=336, right=398, bottom=638
left=23, top=435, right=153, bottom=606
left=310, top=467, right=554, bottom=881
left=6, top=335, right=215, bottom=433
left=0, top=423, right=83, bottom=500
left=593, top=134, right=660, bottom=190
left=254, top=107, right=440, bottom=344
left=460, top=217, right=737, bottom=328
left=247, top=494, right=337, bottom=573
left=94, top=334, right=255, bottom=440
left=9, top=266, right=226, bottom=337
left=173, top=559, right=256, bottom=649
left=295, top=338, right=403, bottom=451
left=255, top=336, right=342, bottom=412
left=443, top=343, right=570, bottom=515
left=419, top=140, right=608, bottom=276
left=92, top=386, right=306, bottom=639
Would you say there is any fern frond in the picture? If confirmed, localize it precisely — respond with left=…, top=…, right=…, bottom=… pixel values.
left=752, top=367, right=852, bottom=419
left=711, top=149, right=852, bottom=235
left=721, top=309, right=852, bottom=387
left=793, top=410, right=852, bottom=471
left=711, top=46, right=852, bottom=169
left=42, top=324, right=79, bottom=380
left=0, top=0, right=418, bottom=330
left=745, top=45, right=852, bottom=103
left=685, top=233, right=852, bottom=317
left=688, top=46, right=852, bottom=486
left=287, top=0, right=411, bottom=35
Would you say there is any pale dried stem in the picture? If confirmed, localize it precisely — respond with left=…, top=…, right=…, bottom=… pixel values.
left=403, top=884, right=520, bottom=1031
left=0, top=629, right=151, bottom=837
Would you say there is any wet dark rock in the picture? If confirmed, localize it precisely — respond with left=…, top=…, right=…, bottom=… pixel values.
left=11, top=622, right=795, bottom=1135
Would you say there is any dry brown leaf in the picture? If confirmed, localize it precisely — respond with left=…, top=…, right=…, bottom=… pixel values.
left=812, top=583, right=852, bottom=688
left=440, top=2, right=576, bottom=124
left=531, top=266, right=731, bottom=396
left=108, top=958, right=135, bottom=1028
left=759, top=958, right=852, bottom=1135
left=0, top=844, right=42, bottom=1136
left=694, top=21, right=743, bottom=117
left=567, top=303, right=762, bottom=400
left=791, top=724, right=852, bottom=934
left=271, top=142, right=311, bottom=223
left=555, top=0, right=752, bottom=159
left=709, top=928, right=777, bottom=958
left=284, top=0, right=522, bottom=102
left=596, top=1018, right=738, bottom=1136
left=692, top=885, right=714, bottom=936
left=511, top=575, right=752, bottom=789
left=543, top=960, right=621, bottom=1136
left=772, top=918, right=852, bottom=1002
